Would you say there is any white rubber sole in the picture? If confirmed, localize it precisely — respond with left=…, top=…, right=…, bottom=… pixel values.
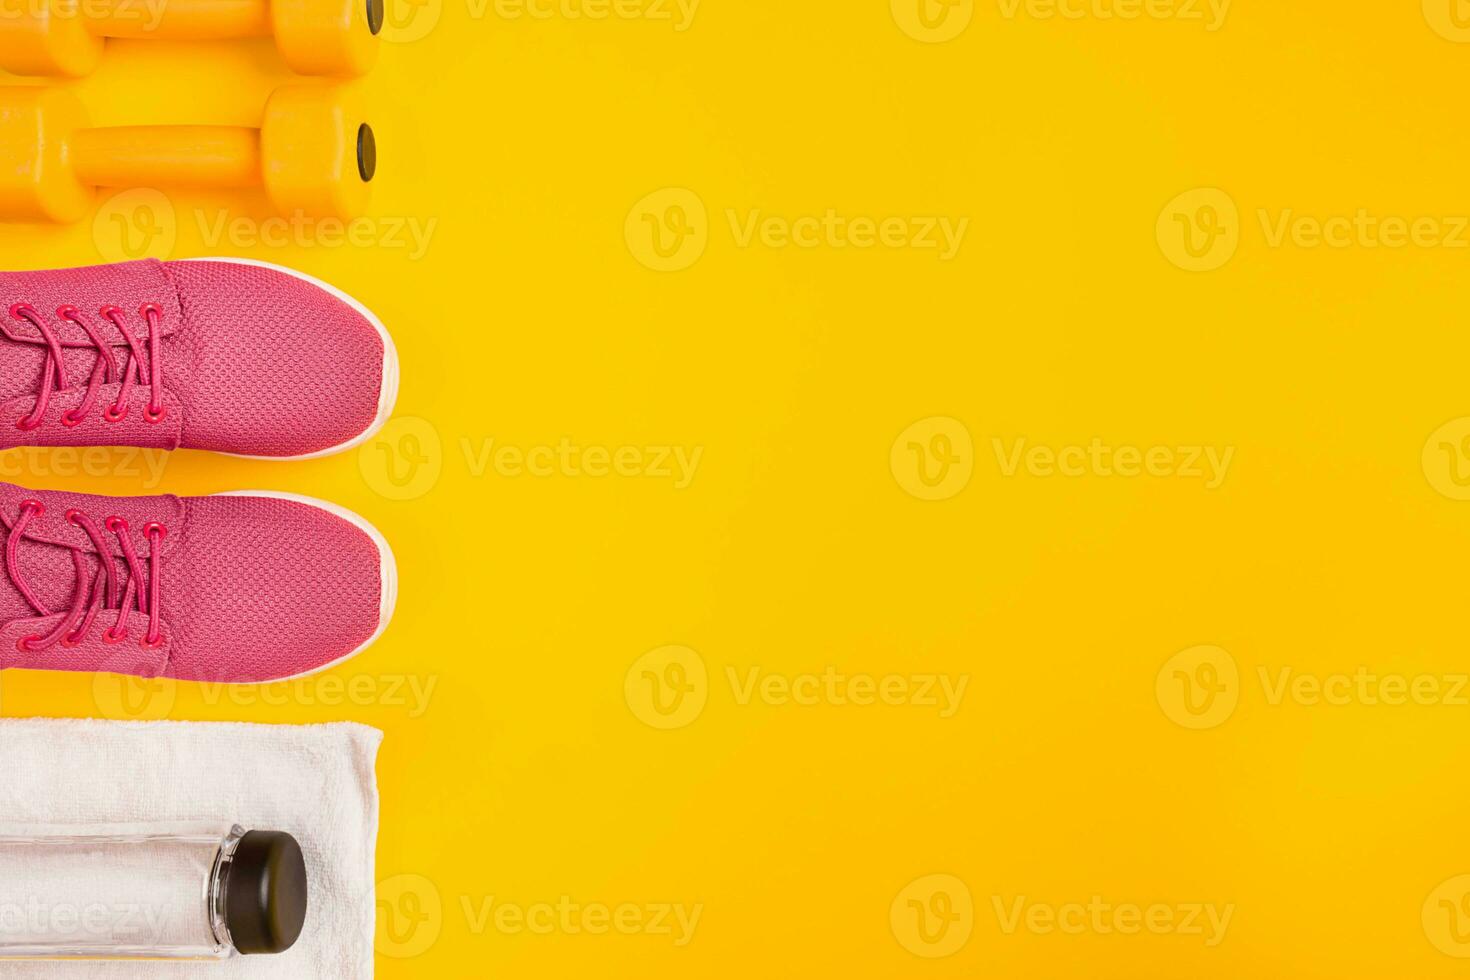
left=181, top=257, right=400, bottom=461
left=215, top=490, right=398, bottom=681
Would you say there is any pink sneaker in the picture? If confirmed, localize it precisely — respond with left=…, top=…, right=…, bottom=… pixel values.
left=0, top=258, right=398, bottom=458
left=0, top=483, right=395, bottom=682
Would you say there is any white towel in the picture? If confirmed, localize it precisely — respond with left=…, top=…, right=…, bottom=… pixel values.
left=0, top=718, right=380, bottom=978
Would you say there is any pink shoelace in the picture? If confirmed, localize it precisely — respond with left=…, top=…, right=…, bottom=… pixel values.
left=7, top=500, right=166, bottom=652
left=7, top=303, right=166, bottom=429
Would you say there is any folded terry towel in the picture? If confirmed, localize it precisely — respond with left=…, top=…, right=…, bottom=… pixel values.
left=0, top=718, right=380, bottom=978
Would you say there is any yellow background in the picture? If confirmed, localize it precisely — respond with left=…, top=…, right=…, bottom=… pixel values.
left=5, top=0, right=1470, bottom=975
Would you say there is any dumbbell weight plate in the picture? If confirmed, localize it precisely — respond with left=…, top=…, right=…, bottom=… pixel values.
left=0, top=0, right=105, bottom=78
left=0, top=87, right=93, bottom=223
left=272, top=0, right=381, bottom=78
left=259, top=84, right=374, bottom=219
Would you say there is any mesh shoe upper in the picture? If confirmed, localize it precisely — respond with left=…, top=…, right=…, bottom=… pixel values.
left=0, top=259, right=391, bottom=457
left=0, top=482, right=389, bottom=682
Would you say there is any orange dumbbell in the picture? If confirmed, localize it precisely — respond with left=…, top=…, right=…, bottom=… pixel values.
left=0, top=85, right=375, bottom=223
left=0, top=0, right=381, bottom=78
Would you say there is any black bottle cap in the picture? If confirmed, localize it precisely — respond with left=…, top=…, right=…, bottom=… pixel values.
left=224, top=830, right=309, bottom=956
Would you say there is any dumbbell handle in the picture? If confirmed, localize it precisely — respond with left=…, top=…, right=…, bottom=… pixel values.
left=72, top=127, right=263, bottom=190
left=74, top=0, right=271, bottom=39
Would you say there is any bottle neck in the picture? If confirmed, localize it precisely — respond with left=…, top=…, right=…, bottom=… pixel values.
left=206, top=826, right=250, bottom=955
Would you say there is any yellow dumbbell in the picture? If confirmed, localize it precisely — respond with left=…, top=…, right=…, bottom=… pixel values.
left=0, top=0, right=382, bottom=78
left=0, top=85, right=375, bottom=223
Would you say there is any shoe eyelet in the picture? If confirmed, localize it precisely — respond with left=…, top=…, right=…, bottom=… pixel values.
left=144, top=405, right=166, bottom=424
left=104, top=405, right=128, bottom=423
left=139, top=302, right=163, bottom=318
left=15, top=635, right=39, bottom=653
left=60, top=411, right=84, bottom=428
left=105, top=516, right=128, bottom=534
left=103, top=627, right=127, bottom=644
left=20, top=500, right=44, bottom=518
left=64, top=509, right=82, bottom=525
left=8, top=303, right=36, bottom=322
left=141, top=634, right=164, bottom=650
left=60, top=632, right=81, bottom=648
left=144, top=522, right=167, bottom=542
left=15, top=416, right=41, bottom=432
left=55, top=305, right=79, bottom=321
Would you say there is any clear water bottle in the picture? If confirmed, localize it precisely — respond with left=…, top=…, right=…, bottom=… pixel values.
left=0, top=825, right=308, bottom=960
